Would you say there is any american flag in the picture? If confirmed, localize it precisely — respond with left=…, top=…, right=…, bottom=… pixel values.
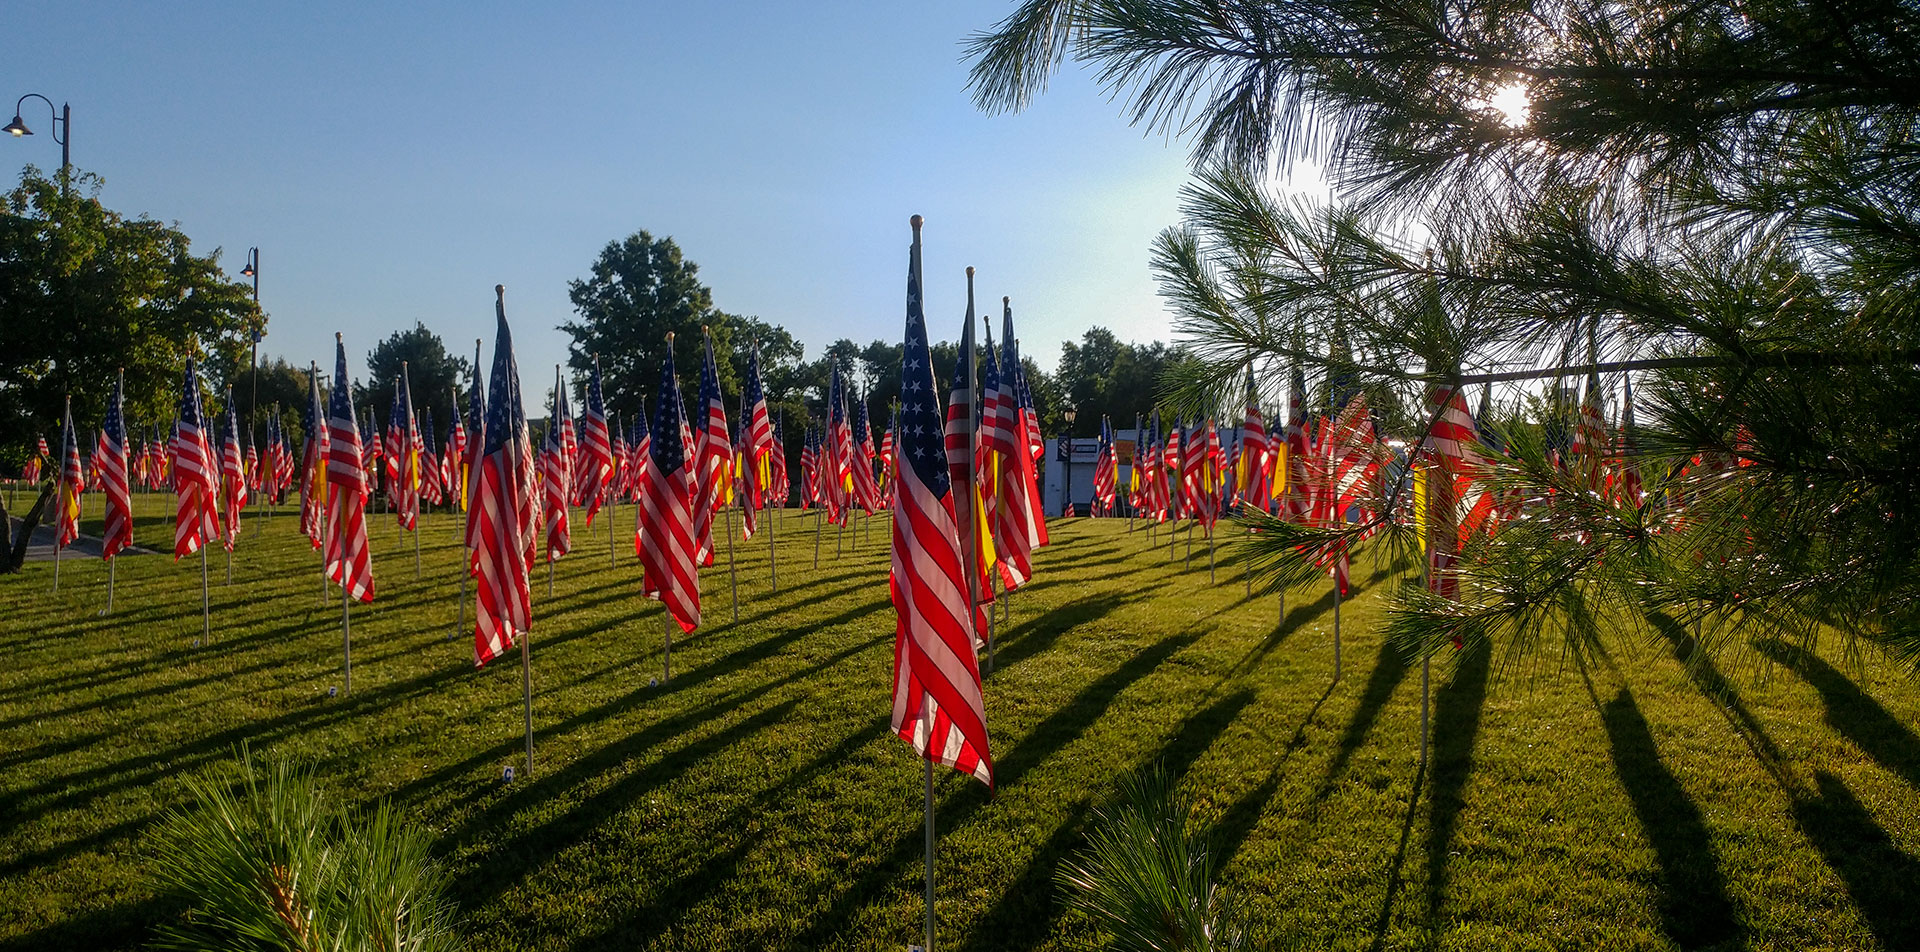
left=890, top=220, right=993, bottom=787
left=540, top=373, right=573, bottom=562
left=1569, top=372, right=1608, bottom=490
left=735, top=403, right=758, bottom=540
left=98, top=374, right=134, bottom=559
left=625, top=411, right=651, bottom=516
left=326, top=337, right=375, bottom=603
left=799, top=424, right=819, bottom=509
left=826, top=366, right=852, bottom=523
left=1240, top=370, right=1271, bottom=512
left=1093, top=416, right=1118, bottom=516
left=464, top=348, right=488, bottom=564
left=220, top=391, right=248, bottom=550
left=55, top=405, right=83, bottom=549
left=1617, top=376, right=1643, bottom=506
left=1420, top=383, right=1496, bottom=599
left=391, top=374, right=423, bottom=531
left=741, top=346, right=776, bottom=511
left=300, top=364, right=329, bottom=548
left=851, top=395, right=882, bottom=514
left=769, top=413, right=789, bottom=507
left=1181, top=417, right=1211, bottom=527
left=1166, top=417, right=1186, bottom=520
left=446, top=389, right=468, bottom=511
left=419, top=409, right=443, bottom=506
left=987, top=312, right=1037, bottom=587
left=1280, top=367, right=1313, bottom=519
left=147, top=425, right=168, bottom=489
left=170, top=359, right=220, bottom=558
left=472, top=300, right=532, bottom=665
left=691, top=334, right=732, bottom=567
left=245, top=436, right=261, bottom=495
left=575, top=358, right=616, bottom=523
left=640, top=344, right=700, bottom=633
left=358, top=406, right=378, bottom=497
left=1142, top=411, right=1166, bottom=522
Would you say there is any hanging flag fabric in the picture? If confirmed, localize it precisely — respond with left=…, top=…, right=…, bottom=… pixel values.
left=220, top=394, right=248, bottom=550
left=983, top=314, right=1035, bottom=588
left=1241, top=370, right=1270, bottom=512
left=827, top=366, right=853, bottom=524
left=447, top=401, right=468, bottom=511
left=55, top=408, right=83, bottom=549
left=576, top=359, right=616, bottom=524
left=851, top=396, right=883, bottom=513
left=1421, top=383, right=1495, bottom=599
left=742, top=346, right=776, bottom=510
left=170, top=359, right=221, bottom=558
left=464, top=348, right=488, bottom=562
left=769, top=413, right=789, bottom=507
left=325, top=339, right=375, bottom=603
left=98, top=376, right=134, bottom=559
left=889, top=220, right=993, bottom=787
left=300, top=365, right=330, bottom=548
left=540, top=377, right=574, bottom=563
left=691, top=336, right=733, bottom=566
left=1569, top=372, right=1609, bottom=491
left=1280, top=366, right=1313, bottom=520
left=799, top=425, right=819, bottom=510
left=420, top=409, right=443, bottom=506
left=640, top=345, right=701, bottom=633
left=1092, top=417, right=1118, bottom=516
left=392, top=375, right=422, bottom=531
left=1617, top=376, right=1643, bottom=507
left=943, top=287, right=994, bottom=607
left=473, top=303, right=532, bottom=665
left=626, top=410, right=652, bottom=523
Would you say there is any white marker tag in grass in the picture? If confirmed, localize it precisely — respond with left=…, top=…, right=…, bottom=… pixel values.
left=504, top=766, right=515, bottom=782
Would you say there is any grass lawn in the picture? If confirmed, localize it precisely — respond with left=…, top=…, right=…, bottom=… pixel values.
left=4, top=487, right=1920, bottom=950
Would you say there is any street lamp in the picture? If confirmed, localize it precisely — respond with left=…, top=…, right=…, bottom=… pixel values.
left=7, top=93, right=71, bottom=194
left=1060, top=404, right=1078, bottom=517
left=241, top=247, right=263, bottom=464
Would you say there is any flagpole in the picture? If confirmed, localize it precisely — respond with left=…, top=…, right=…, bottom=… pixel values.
left=106, top=558, right=115, bottom=614
left=406, top=363, right=422, bottom=580
left=53, top=396, right=69, bottom=594
left=723, top=496, right=740, bottom=624
left=341, top=510, right=352, bottom=695
left=522, top=623, right=534, bottom=776
left=1208, top=525, right=1216, bottom=585
left=201, top=545, right=211, bottom=641
left=924, top=752, right=937, bottom=952
left=768, top=463, right=778, bottom=592
left=1332, top=574, right=1342, bottom=682
left=813, top=495, right=824, bottom=569
left=662, top=607, right=673, bottom=683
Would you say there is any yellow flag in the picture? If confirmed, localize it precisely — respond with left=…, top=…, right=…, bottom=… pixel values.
left=1413, top=464, right=1428, bottom=557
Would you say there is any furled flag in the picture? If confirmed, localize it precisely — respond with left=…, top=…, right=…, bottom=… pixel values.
left=799, top=424, right=819, bottom=509
left=98, top=374, right=134, bottom=559
left=420, top=409, right=443, bottom=506
left=55, top=406, right=83, bottom=549
left=25, top=435, right=49, bottom=482
left=691, top=334, right=733, bottom=566
left=640, top=343, right=700, bottom=633
left=1569, top=371, right=1609, bottom=491
left=473, top=299, right=532, bottom=665
left=1240, top=370, right=1271, bottom=512
left=1096, top=417, right=1122, bottom=516
left=300, top=365, right=330, bottom=547
left=170, top=359, right=221, bottom=558
left=770, top=413, right=789, bottom=507
left=540, top=373, right=573, bottom=562
left=391, top=374, right=422, bottom=531
left=326, top=337, right=375, bottom=603
left=741, top=345, right=776, bottom=511
left=1617, top=376, right=1643, bottom=507
left=148, top=425, right=168, bottom=488
left=826, top=365, right=852, bottom=524
left=1182, top=417, right=1212, bottom=527
left=245, top=435, right=261, bottom=495
left=890, top=219, right=993, bottom=786
left=984, top=314, right=1036, bottom=588
left=358, top=405, right=378, bottom=498
left=1279, top=366, right=1313, bottom=520
left=445, top=393, right=467, bottom=511
left=735, top=402, right=759, bottom=540
left=464, top=346, right=488, bottom=564
left=220, top=392, right=248, bottom=549
left=626, top=410, right=651, bottom=514
left=575, top=357, right=616, bottom=524
left=1166, top=417, right=1186, bottom=521
left=851, top=395, right=882, bottom=514
left=1420, top=383, right=1496, bottom=600
left=944, top=273, right=996, bottom=607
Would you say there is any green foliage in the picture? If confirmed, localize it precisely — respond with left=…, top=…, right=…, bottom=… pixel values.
left=562, top=231, right=737, bottom=420
left=1060, top=766, right=1248, bottom=951
left=149, top=746, right=463, bottom=952
left=0, top=166, right=259, bottom=469
left=970, top=0, right=1920, bottom=672
left=1057, top=328, right=1189, bottom=436
left=357, top=323, right=473, bottom=435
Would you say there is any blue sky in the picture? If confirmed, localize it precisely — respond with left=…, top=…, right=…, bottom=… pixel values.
left=5, top=1, right=1316, bottom=383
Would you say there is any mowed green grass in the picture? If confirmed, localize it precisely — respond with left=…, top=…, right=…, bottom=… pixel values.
left=4, top=488, right=1920, bottom=951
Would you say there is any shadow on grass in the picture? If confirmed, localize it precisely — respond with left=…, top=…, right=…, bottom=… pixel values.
left=1654, top=616, right=1920, bottom=949
left=1310, top=638, right=1412, bottom=805
left=953, top=689, right=1259, bottom=952
left=1600, top=687, right=1743, bottom=949
left=1365, top=761, right=1427, bottom=952
left=1423, top=640, right=1490, bottom=922
left=1756, top=638, right=1920, bottom=790
left=0, top=895, right=167, bottom=952
left=1215, top=682, right=1337, bottom=869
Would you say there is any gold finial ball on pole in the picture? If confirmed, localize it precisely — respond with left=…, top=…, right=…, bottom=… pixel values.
left=667, top=331, right=676, bottom=343
left=910, top=214, right=923, bottom=231
left=966, top=266, right=975, bottom=278
left=336, top=332, right=343, bottom=342
left=1003, top=296, right=1010, bottom=306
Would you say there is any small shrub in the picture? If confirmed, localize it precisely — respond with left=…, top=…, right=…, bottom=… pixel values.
left=1058, top=766, right=1248, bottom=952
left=148, top=746, right=464, bottom=952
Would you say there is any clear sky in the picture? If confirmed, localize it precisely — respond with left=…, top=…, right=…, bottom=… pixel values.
left=5, top=2, right=1322, bottom=385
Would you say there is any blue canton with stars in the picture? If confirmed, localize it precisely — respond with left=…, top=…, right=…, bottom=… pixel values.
left=651, top=350, right=689, bottom=475
left=899, top=239, right=949, bottom=497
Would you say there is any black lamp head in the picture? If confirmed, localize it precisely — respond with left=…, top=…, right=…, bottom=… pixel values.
left=3, top=115, right=28, bottom=137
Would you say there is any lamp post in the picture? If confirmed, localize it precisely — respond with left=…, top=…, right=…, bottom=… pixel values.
left=242, top=248, right=261, bottom=441
left=6, top=94, right=71, bottom=196
left=1060, top=404, right=1078, bottom=517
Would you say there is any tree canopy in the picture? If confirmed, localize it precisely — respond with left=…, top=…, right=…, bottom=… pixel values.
left=562, top=231, right=739, bottom=421
left=356, top=322, right=472, bottom=436
left=0, top=167, right=259, bottom=469
left=970, top=0, right=1920, bottom=670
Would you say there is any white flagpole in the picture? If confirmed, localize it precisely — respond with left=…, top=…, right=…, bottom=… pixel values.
left=768, top=458, right=778, bottom=592
left=201, top=545, right=211, bottom=641
left=924, top=753, right=937, bottom=952
left=522, top=624, right=534, bottom=776
left=1332, top=574, right=1342, bottom=682
left=723, top=493, right=740, bottom=624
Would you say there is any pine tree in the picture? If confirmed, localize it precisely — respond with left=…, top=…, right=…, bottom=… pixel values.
left=968, top=0, right=1920, bottom=669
